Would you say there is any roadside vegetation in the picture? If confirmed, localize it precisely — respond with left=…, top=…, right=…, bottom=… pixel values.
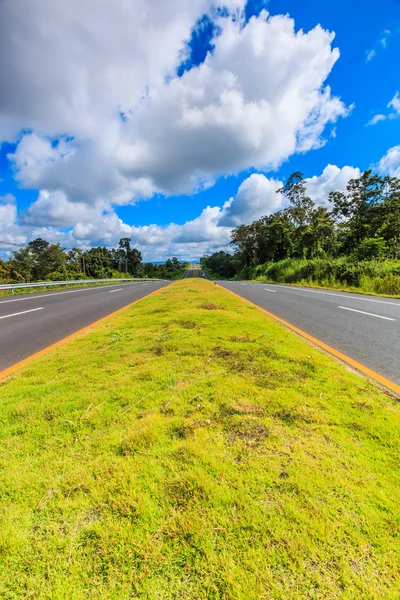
left=0, top=237, right=187, bottom=285
left=201, top=170, right=400, bottom=296
left=244, top=257, right=400, bottom=296
left=1, top=279, right=399, bottom=599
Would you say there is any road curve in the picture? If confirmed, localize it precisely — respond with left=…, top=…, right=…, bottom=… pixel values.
left=0, top=281, right=169, bottom=371
left=218, top=281, right=400, bottom=387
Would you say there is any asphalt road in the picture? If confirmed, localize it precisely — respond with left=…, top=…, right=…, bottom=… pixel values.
left=0, top=281, right=169, bottom=371
left=218, top=281, right=400, bottom=386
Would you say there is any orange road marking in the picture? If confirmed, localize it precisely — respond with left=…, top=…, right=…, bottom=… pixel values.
left=218, top=284, right=400, bottom=397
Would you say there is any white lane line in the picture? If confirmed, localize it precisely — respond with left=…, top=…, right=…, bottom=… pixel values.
left=240, top=283, right=247, bottom=286
left=338, top=306, right=396, bottom=321
left=264, top=288, right=277, bottom=293
left=0, top=307, right=44, bottom=320
left=109, top=289, right=123, bottom=293
left=272, top=284, right=400, bottom=307
left=142, top=284, right=148, bottom=286
left=0, top=283, right=141, bottom=305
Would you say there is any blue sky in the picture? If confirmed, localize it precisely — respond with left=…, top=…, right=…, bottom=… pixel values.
left=0, top=0, right=399, bottom=260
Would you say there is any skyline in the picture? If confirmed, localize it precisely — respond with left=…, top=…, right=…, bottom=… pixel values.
left=1, top=0, right=400, bottom=261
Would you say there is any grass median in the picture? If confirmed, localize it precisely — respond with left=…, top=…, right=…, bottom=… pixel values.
left=0, top=279, right=399, bottom=599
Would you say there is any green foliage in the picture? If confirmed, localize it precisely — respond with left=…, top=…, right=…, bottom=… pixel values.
left=0, top=280, right=399, bottom=598
left=245, top=257, right=400, bottom=295
left=201, top=169, right=400, bottom=295
left=144, top=258, right=187, bottom=280
left=200, top=251, right=242, bottom=279
left=356, top=237, right=387, bottom=260
left=1, top=237, right=187, bottom=283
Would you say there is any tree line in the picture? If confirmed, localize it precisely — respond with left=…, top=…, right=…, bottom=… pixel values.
left=201, top=170, right=400, bottom=279
left=0, top=237, right=187, bottom=282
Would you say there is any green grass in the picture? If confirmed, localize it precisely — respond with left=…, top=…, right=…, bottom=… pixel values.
left=0, top=279, right=399, bottom=599
left=242, top=258, right=400, bottom=298
left=249, top=277, right=400, bottom=299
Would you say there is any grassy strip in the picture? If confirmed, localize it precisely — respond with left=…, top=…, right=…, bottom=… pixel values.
left=248, top=278, right=400, bottom=299
left=241, top=258, right=400, bottom=298
left=0, top=279, right=399, bottom=599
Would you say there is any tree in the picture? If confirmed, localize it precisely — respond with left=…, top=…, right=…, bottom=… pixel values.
left=231, top=224, right=257, bottom=266
left=379, top=176, right=400, bottom=259
left=200, top=251, right=242, bottom=279
left=277, top=172, right=315, bottom=258
left=329, top=170, right=385, bottom=253
left=117, top=238, right=143, bottom=276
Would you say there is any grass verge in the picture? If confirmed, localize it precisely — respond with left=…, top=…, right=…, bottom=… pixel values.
left=248, top=278, right=400, bottom=299
left=0, top=279, right=399, bottom=599
left=241, top=258, right=400, bottom=298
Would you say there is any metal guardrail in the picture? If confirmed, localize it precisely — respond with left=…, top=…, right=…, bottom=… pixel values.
left=0, top=278, right=164, bottom=294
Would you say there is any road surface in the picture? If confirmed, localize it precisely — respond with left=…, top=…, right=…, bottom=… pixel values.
left=0, top=281, right=168, bottom=371
left=218, top=281, right=400, bottom=386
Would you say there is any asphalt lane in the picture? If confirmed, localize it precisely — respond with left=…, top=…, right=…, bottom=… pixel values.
left=218, top=281, right=400, bottom=386
left=0, top=281, right=169, bottom=371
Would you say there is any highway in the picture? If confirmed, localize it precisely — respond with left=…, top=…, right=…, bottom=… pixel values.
left=217, top=280, right=400, bottom=386
left=0, top=280, right=168, bottom=372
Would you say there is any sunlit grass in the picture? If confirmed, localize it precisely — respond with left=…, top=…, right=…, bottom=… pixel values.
left=0, top=279, right=399, bottom=598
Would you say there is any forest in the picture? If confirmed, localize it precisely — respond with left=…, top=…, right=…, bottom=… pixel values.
left=0, top=237, right=187, bottom=283
left=201, top=170, right=400, bottom=295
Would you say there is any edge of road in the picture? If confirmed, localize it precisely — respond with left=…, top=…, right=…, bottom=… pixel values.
left=0, top=283, right=169, bottom=381
left=216, top=282, right=400, bottom=397
left=241, top=280, right=400, bottom=300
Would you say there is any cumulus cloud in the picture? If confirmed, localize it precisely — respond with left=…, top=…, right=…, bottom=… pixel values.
left=0, top=0, right=228, bottom=141
left=0, top=194, right=26, bottom=249
left=0, top=0, right=352, bottom=257
left=118, top=12, right=348, bottom=193
left=21, top=191, right=110, bottom=228
left=305, top=164, right=361, bottom=206
left=3, top=3, right=348, bottom=208
left=218, top=174, right=283, bottom=226
left=376, top=145, right=400, bottom=178
left=0, top=160, right=381, bottom=260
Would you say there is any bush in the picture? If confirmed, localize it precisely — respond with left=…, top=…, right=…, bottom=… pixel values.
left=240, top=258, right=400, bottom=296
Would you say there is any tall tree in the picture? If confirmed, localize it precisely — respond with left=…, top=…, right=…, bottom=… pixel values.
left=329, top=170, right=385, bottom=253
left=277, top=172, right=315, bottom=258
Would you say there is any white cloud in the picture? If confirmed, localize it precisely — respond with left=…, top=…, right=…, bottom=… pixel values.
left=305, top=164, right=361, bottom=206
left=0, top=0, right=229, bottom=141
left=0, top=194, right=27, bottom=249
left=377, top=145, right=400, bottom=178
left=3, top=4, right=348, bottom=208
left=388, top=92, right=400, bottom=115
left=367, top=114, right=386, bottom=126
left=0, top=157, right=388, bottom=261
left=218, top=174, right=283, bottom=226
left=366, top=29, right=391, bottom=62
left=21, top=190, right=110, bottom=228
left=118, top=12, right=348, bottom=193
left=366, top=91, right=400, bottom=126
left=0, top=1, right=352, bottom=259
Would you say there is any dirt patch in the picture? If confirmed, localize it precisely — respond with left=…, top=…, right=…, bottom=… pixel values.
left=174, top=319, right=197, bottom=329
left=224, top=416, right=270, bottom=445
left=199, top=302, right=220, bottom=310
